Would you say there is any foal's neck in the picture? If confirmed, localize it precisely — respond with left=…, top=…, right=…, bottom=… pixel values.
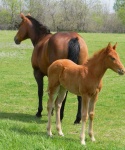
left=86, top=50, right=107, bottom=80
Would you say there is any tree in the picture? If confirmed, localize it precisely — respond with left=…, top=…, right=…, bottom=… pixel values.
left=1, top=0, right=24, bottom=29
left=114, top=0, right=125, bottom=25
left=114, top=0, right=125, bottom=11
left=0, top=0, right=125, bottom=32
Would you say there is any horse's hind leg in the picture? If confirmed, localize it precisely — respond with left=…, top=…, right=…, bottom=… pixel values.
left=55, top=87, right=67, bottom=136
left=61, top=94, right=81, bottom=124
left=60, top=91, right=68, bottom=121
left=34, top=69, right=44, bottom=117
left=74, top=96, right=81, bottom=124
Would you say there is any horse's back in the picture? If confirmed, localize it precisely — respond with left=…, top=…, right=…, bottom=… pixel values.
left=32, top=32, right=88, bottom=76
left=48, top=32, right=88, bottom=65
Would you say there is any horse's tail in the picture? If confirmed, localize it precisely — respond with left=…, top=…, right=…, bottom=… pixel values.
left=68, top=37, right=80, bottom=64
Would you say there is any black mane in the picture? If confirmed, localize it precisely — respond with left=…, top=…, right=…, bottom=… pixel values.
left=26, top=16, right=51, bottom=35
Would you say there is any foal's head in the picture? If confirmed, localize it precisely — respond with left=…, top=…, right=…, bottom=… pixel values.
left=104, top=43, right=125, bottom=75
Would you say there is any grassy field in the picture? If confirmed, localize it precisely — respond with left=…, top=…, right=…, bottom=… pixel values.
left=0, top=31, right=125, bottom=150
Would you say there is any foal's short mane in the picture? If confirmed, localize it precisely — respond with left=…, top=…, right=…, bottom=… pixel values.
left=88, top=47, right=107, bottom=62
left=26, top=16, right=51, bottom=35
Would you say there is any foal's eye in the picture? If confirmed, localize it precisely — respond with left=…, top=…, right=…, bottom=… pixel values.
left=110, top=57, right=115, bottom=61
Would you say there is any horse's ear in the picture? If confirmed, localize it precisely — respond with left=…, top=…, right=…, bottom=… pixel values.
left=27, top=13, right=31, bottom=16
left=113, top=42, right=117, bottom=50
left=20, top=13, right=26, bottom=20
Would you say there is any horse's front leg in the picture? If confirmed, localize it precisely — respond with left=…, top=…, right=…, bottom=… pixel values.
left=74, top=96, right=81, bottom=124
left=88, top=93, right=98, bottom=142
left=34, top=69, right=44, bottom=117
left=80, top=95, right=89, bottom=145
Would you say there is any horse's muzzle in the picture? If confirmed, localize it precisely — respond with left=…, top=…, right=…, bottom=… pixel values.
left=118, top=68, right=125, bottom=75
left=14, top=36, right=20, bottom=45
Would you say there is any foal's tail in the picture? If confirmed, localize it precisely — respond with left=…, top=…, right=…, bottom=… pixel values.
left=68, top=37, right=80, bottom=64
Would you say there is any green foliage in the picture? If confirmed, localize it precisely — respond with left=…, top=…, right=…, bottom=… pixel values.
left=0, top=9, right=10, bottom=29
left=0, top=31, right=125, bottom=149
left=0, top=0, right=124, bottom=32
left=113, top=0, right=125, bottom=11
left=114, top=0, right=125, bottom=25
left=117, top=7, right=125, bottom=25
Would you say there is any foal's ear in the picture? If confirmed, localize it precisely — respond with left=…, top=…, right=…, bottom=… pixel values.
left=107, top=42, right=112, bottom=50
left=20, top=13, right=26, bottom=20
left=113, top=42, right=117, bottom=50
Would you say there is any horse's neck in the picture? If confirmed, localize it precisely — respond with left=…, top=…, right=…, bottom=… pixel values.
left=30, top=32, right=52, bottom=47
left=28, top=27, right=43, bottom=46
left=86, top=54, right=107, bottom=80
left=29, top=31, right=40, bottom=46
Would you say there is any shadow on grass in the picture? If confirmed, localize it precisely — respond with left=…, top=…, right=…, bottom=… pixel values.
left=0, top=112, right=47, bottom=124
left=10, top=125, right=47, bottom=136
left=10, top=126, right=81, bottom=146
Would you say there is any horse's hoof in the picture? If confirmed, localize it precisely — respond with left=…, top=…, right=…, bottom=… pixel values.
left=36, top=112, right=42, bottom=118
left=74, top=118, right=81, bottom=124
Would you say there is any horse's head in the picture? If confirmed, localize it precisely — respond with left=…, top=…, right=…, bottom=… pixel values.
left=14, top=13, right=32, bottom=44
left=14, top=13, right=50, bottom=46
left=105, top=43, right=125, bottom=75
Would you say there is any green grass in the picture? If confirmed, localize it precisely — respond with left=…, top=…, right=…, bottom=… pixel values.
left=0, top=31, right=125, bottom=150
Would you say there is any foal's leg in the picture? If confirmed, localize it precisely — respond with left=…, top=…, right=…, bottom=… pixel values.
left=47, top=86, right=60, bottom=136
left=74, top=96, right=81, bottom=124
left=60, top=91, right=68, bottom=121
left=34, top=69, right=44, bottom=117
left=80, top=95, right=90, bottom=145
left=88, top=94, right=98, bottom=142
left=55, top=87, right=67, bottom=136
left=47, top=95, right=53, bottom=136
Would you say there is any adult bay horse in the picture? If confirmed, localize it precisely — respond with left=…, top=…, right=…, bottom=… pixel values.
left=47, top=43, right=125, bottom=145
left=14, top=13, right=88, bottom=123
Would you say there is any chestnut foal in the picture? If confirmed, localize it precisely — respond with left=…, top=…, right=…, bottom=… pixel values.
left=47, top=43, right=125, bottom=145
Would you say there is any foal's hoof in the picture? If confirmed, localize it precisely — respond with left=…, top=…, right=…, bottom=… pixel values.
left=91, top=137, right=96, bottom=142
left=81, top=140, right=86, bottom=145
left=47, top=132, right=53, bottom=137
left=58, top=132, right=64, bottom=136
left=36, top=112, right=42, bottom=118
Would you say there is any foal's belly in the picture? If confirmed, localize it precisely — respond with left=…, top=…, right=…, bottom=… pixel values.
left=61, top=82, right=81, bottom=96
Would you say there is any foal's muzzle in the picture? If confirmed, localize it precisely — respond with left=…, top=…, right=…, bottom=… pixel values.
left=14, top=36, right=20, bottom=45
left=118, top=68, right=125, bottom=75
